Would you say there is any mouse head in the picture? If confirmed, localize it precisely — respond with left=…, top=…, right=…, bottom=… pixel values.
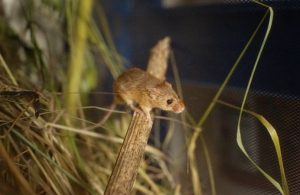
left=148, top=81, right=185, bottom=113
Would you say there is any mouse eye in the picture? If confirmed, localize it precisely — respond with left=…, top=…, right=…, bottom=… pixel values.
left=166, top=99, right=173, bottom=105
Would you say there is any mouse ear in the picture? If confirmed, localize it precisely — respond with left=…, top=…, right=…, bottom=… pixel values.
left=146, top=87, right=159, bottom=99
left=156, top=80, right=171, bottom=88
left=165, top=81, right=172, bottom=87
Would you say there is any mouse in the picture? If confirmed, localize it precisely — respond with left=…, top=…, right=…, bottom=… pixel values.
left=98, top=67, right=185, bottom=125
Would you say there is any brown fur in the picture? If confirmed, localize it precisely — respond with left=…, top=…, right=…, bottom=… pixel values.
left=113, top=67, right=185, bottom=114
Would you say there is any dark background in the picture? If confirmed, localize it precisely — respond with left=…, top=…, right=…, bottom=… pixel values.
left=104, top=0, right=300, bottom=96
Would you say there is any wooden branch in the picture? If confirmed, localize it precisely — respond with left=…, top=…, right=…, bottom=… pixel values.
left=104, top=37, right=171, bottom=195
left=104, top=113, right=153, bottom=194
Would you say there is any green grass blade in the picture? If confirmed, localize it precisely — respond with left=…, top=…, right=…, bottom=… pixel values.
left=237, top=2, right=277, bottom=191
left=187, top=8, right=268, bottom=195
left=236, top=1, right=289, bottom=194
left=0, top=53, right=18, bottom=86
left=217, top=99, right=289, bottom=195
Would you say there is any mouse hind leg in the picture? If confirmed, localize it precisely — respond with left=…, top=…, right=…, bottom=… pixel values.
left=117, top=93, right=137, bottom=111
left=120, top=95, right=144, bottom=115
left=124, top=99, right=142, bottom=114
left=117, top=93, right=151, bottom=122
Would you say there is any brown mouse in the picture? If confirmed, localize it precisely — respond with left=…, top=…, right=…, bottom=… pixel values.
left=99, top=67, right=185, bottom=124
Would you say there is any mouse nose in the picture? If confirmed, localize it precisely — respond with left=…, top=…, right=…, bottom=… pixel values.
left=173, top=100, right=185, bottom=113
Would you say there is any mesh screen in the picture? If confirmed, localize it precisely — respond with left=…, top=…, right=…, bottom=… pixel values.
left=182, top=84, right=299, bottom=195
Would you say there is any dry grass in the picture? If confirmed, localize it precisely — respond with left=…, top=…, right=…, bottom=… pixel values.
left=0, top=1, right=182, bottom=194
